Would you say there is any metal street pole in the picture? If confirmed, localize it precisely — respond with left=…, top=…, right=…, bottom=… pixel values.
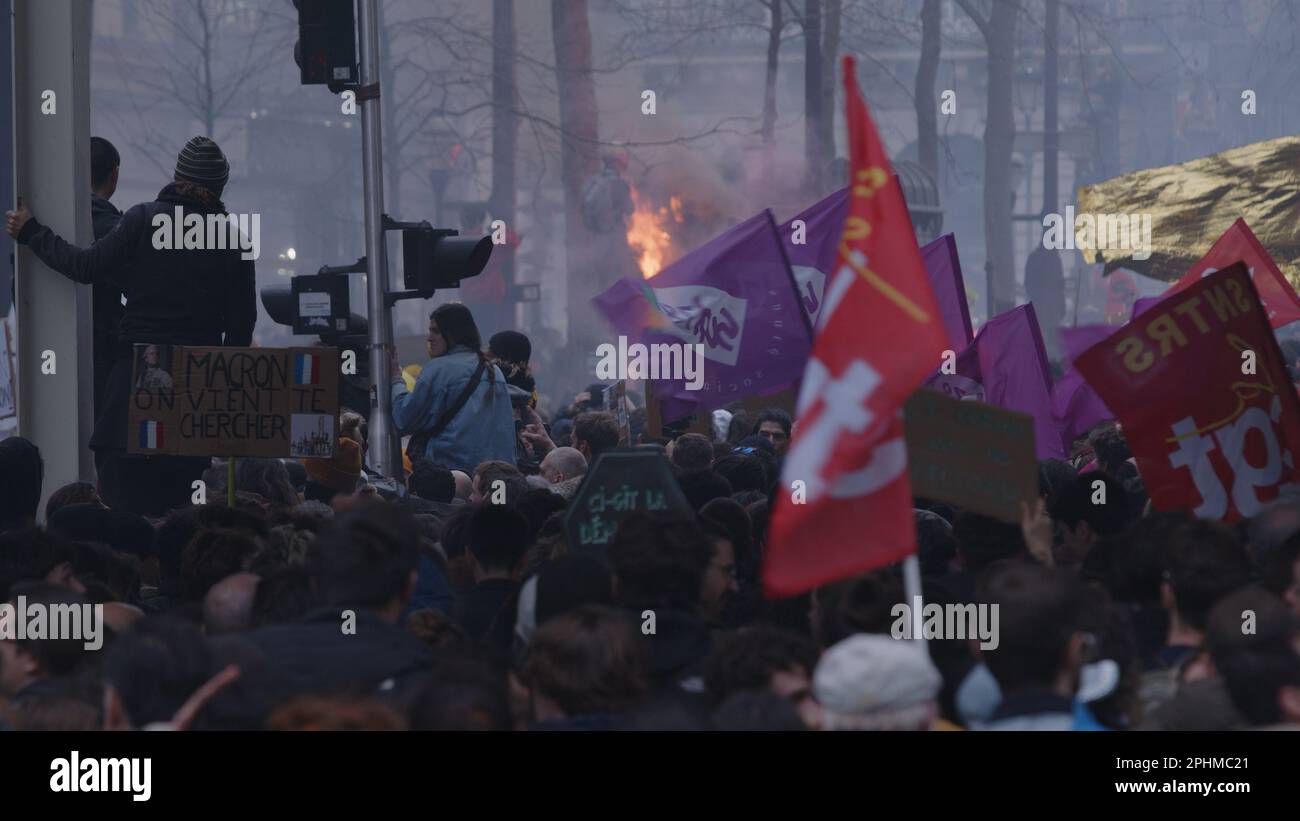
left=358, top=0, right=399, bottom=477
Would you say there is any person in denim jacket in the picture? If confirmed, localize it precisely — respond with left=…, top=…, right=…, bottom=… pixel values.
left=391, top=303, right=516, bottom=473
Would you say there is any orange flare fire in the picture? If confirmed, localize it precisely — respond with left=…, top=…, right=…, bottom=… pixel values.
left=626, top=190, right=681, bottom=279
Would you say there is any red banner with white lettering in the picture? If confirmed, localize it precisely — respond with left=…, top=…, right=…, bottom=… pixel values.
left=1167, top=218, right=1300, bottom=329
left=1074, top=262, right=1300, bottom=521
left=763, top=57, right=950, bottom=596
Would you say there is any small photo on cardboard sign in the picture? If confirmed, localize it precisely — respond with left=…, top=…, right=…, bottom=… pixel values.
left=290, top=413, right=335, bottom=458
left=133, top=344, right=176, bottom=391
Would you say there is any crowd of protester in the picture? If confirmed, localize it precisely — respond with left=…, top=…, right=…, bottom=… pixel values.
left=3, top=135, right=1299, bottom=730
left=2, top=317, right=1299, bottom=732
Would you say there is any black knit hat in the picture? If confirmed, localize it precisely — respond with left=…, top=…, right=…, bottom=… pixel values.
left=174, top=136, right=230, bottom=194
left=489, top=330, right=532, bottom=365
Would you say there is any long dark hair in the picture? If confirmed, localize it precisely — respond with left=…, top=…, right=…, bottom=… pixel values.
left=431, top=303, right=494, bottom=384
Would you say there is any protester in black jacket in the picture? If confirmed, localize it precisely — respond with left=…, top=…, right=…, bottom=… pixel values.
left=89, top=136, right=127, bottom=423
left=4, top=136, right=256, bottom=516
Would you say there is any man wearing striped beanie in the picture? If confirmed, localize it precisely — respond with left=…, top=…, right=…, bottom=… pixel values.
left=173, top=136, right=230, bottom=196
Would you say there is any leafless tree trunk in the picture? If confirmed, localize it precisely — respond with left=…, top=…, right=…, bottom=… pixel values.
left=761, top=0, right=782, bottom=147
left=803, top=0, right=823, bottom=192
left=552, top=0, right=600, bottom=345
left=915, top=0, right=941, bottom=183
left=956, top=0, right=1019, bottom=316
left=819, top=0, right=840, bottom=162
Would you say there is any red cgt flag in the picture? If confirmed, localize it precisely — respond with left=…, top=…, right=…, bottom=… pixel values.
left=1166, top=218, right=1300, bottom=329
left=763, top=57, right=951, bottom=597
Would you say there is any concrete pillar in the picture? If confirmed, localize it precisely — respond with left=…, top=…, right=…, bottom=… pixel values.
left=12, top=0, right=95, bottom=511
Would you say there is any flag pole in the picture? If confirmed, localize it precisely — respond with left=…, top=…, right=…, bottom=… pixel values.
left=902, top=553, right=926, bottom=648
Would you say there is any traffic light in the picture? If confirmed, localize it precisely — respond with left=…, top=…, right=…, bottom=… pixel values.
left=293, top=0, right=357, bottom=92
left=401, top=223, right=493, bottom=296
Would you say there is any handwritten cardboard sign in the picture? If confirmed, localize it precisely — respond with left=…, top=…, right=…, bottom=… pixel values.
left=564, top=448, right=691, bottom=558
left=127, top=345, right=339, bottom=458
left=903, top=388, right=1037, bottom=523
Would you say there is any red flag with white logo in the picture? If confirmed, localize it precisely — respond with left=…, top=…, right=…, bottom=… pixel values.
left=763, top=57, right=951, bottom=597
left=1074, top=262, right=1300, bottom=522
left=1166, top=218, right=1300, bottom=329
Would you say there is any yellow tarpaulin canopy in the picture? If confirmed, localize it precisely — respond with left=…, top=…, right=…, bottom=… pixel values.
left=1076, top=135, right=1300, bottom=284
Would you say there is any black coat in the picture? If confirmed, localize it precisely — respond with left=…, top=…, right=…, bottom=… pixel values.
left=89, top=194, right=126, bottom=413
left=18, top=182, right=257, bottom=451
left=247, top=607, right=433, bottom=700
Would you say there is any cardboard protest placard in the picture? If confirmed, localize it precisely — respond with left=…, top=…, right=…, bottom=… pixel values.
left=127, top=345, right=340, bottom=458
left=564, top=448, right=691, bottom=558
left=1074, top=262, right=1300, bottom=521
left=903, top=388, right=1038, bottom=523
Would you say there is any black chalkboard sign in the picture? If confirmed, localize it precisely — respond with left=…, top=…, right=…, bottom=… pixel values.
left=563, top=448, right=691, bottom=559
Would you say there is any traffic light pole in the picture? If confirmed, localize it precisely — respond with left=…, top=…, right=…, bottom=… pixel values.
left=357, top=0, right=400, bottom=478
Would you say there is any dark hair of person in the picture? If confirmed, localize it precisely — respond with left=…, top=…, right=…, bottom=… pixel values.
left=1262, top=531, right=1300, bottom=599
left=699, top=497, right=753, bottom=567
left=726, top=410, right=755, bottom=445
left=952, top=512, right=1027, bottom=573
left=1108, top=510, right=1190, bottom=605
left=103, top=616, right=216, bottom=728
left=572, top=411, right=620, bottom=459
left=45, top=481, right=100, bottom=521
left=6, top=581, right=93, bottom=677
left=0, top=526, right=70, bottom=600
left=813, top=568, right=905, bottom=647
left=409, top=460, right=455, bottom=503
left=671, top=433, right=713, bottom=473
left=465, top=503, right=530, bottom=574
left=676, top=469, right=733, bottom=512
left=1088, top=424, right=1132, bottom=474
left=513, top=487, right=567, bottom=545
left=1048, top=471, right=1131, bottom=536
left=915, top=510, right=957, bottom=577
left=1164, top=519, right=1253, bottom=631
left=711, top=453, right=768, bottom=494
left=607, top=512, right=713, bottom=612
left=0, top=437, right=43, bottom=532
left=409, top=658, right=511, bottom=730
left=1206, top=586, right=1300, bottom=726
left=439, top=505, right=474, bottom=560
left=751, top=408, right=792, bottom=437
left=1037, top=458, right=1078, bottom=499
left=180, top=528, right=260, bottom=602
left=251, top=567, right=320, bottom=627
left=431, top=303, right=495, bottom=385
left=90, top=136, right=120, bottom=189
left=522, top=604, right=648, bottom=717
left=977, top=561, right=1086, bottom=694
left=703, top=625, right=818, bottom=704
left=311, top=504, right=420, bottom=609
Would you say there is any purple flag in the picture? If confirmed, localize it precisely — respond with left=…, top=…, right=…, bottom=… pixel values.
left=928, top=303, right=1065, bottom=460
left=920, top=233, right=975, bottom=348
left=779, top=188, right=847, bottom=328
left=778, top=187, right=972, bottom=348
left=594, top=210, right=811, bottom=423
left=1051, top=324, right=1115, bottom=445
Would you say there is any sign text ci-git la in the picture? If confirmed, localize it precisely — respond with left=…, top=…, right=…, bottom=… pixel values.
left=128, top=345, right=340, bottom=458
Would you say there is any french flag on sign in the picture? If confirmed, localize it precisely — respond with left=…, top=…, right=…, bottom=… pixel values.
left=294, top=353, right=320, bottom=385
left=139, top=421, right=163, bottom=450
